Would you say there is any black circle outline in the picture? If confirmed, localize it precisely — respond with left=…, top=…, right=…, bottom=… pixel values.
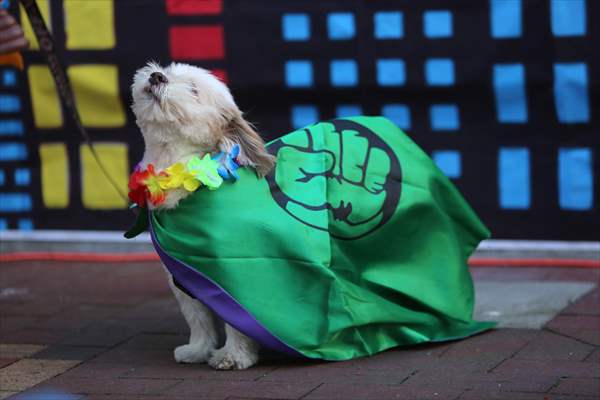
left=266, top=119, right=402, bottom=240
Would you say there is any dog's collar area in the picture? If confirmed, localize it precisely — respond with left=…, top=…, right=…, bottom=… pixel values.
left=128, top=145, right=242, bottom=208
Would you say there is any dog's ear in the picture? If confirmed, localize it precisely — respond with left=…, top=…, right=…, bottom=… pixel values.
left=225, top=114, right=275, bottom=177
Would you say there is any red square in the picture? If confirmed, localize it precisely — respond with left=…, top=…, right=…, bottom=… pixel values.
left=211, top=69, right=227, bottom=83
left=169, top=26, right=225, bottom=60
left=166, top=0, right=222, bottom=15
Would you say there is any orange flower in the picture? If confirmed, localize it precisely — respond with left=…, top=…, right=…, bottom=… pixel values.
left=127, top=164, right=166, bottom=207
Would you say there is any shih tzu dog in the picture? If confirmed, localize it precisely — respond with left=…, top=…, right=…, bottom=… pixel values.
left=130, top=62, right=274, bottom=369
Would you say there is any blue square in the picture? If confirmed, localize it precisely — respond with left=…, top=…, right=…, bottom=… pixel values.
left=0, top=194, right=32, bottom=212
left=0, top=218, right=6, bottom=231
left=0, top=143, right=28, bottom=161
left=493, top=64, right=528, bottom=123
left=433, top=151, right=461, bottom=178
left=425, top=58, right=455, bottom=86
left=498, top=147, right=530, bottom=209
left=424, top=10, right=453, bottom=38
left=0, top=169, right=4, bottom=186
left=327, top=12, right=355, bottom=40
left=285, top=60, right=313, bottom=88
left=554, top=63, right=590, bottom=123
left=374, top=11, right=403, bottom=39
left=0, top=95, right=20, bottom=113
left=382, top=104, right=411, bottom=129
left=490, top=0, right=522, bottom=38
left=2, top=70, right=17, bottom=87
left=14, top=168, right=30, bottom=186
left=282, top=13, right=310, bottom=41
left=376, top=59, right=405, bottom=86
left=0, top=120, right=24, bottom=136
left=291, top=105, right=318, bottom=129
left=330, top=60, right=358, bottom=87
left=18, top=219, right=33, bottom=231
left=558, top=148, right=593, bottom=210
left=337, top=105, right=362, bottom=118
left=430, top=104, right=460, bottom=131
left=551, top=0, right=586, bottom=37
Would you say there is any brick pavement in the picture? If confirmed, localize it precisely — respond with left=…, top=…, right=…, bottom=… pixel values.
left=0, top=261, right=598, bottom=400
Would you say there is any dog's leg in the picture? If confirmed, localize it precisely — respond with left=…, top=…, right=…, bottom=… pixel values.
left=208, top=323, right=259, bottom=370
left=168, top=275, right=218, bottom=363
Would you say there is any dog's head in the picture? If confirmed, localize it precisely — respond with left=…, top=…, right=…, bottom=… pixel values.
left=131, top=62, right=274, bottom=176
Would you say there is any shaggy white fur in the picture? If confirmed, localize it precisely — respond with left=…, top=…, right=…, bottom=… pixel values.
left=131, top=62, right=274, bottom=369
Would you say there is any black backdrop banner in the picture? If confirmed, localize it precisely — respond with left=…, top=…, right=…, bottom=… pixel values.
left=0, top=0, right=597, bottom=240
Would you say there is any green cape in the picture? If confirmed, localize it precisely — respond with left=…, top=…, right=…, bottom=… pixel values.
left=133, top=116, right=494, bottom=360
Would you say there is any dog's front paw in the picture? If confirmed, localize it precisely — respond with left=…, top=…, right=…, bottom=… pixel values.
left=174, top=343, right=213, bottom=364
left=208, top=347, right=258, bottom=370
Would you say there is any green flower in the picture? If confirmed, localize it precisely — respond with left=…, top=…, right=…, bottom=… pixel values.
left=187, top=154, right=223, bottom=190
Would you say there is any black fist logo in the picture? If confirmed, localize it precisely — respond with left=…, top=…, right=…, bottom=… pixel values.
left=267, top=119, right=402, bottom=240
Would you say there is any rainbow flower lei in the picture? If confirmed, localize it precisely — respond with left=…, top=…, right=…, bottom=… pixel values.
left=128, top=145, right=241, bottom=208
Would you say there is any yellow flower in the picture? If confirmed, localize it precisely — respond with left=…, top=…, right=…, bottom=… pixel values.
left=158, top=162, right=201, bottom=192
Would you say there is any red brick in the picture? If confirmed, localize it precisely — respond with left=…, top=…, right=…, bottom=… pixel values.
left=29, top=345, right=105, bottom=361
left=83, top=397, right=173, bottom=400
left=58, top=362, right=136, bottom=379
left=124, top=362, right=276, bottom=381
left=59, top=321, right=140, bottom=347
left=442, top=329, right=535, bottom=359
left=493, top=359, right=600, bottom=379
left=34, top=305, right=126, bottom=331
left=8, top=389, right=85, bottom=400
left=0, top=357, right=18, bottom=368
left=548, top=315, right=600, bottom=331
left=584, top=348, right=600, bottom=363
left=416, top=354, right=509, bottom=374
left=166, top=0, right=222, bottom=15
left=0, top=316, right=38, bottom=334
left=404, top=370, right=556, bottom=393
left=30, top=376, right=179, bottom=395
left=1, top=302, right=71, bottom=318
left=112, top=298, right=178, bottom=320
left=514, top=330, right=594, bottom=361
left=562, top=287, right=600, bottom=316
left=117, top=333, right=186, bottom=350
left=459, top=390, right=584, bottom=400
left=170, top=26, right=225, bottom=60
left=87, top=349, right=173, bottom=366
left=304, top=383, right=462, bottom=400
left=164, top=380, right=319, bottom=399
left=327, top=344, right=452, bottom=371
left=546, top=315, right=600, bottom=345
left=551, top=377, right=600, bottom=397
left=260, top=361, right=414, bottom=385
left=0, top=328, right=71, bottom=345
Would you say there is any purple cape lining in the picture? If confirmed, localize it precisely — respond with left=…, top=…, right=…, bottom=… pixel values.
left=149, top=221, right=304, bottom=358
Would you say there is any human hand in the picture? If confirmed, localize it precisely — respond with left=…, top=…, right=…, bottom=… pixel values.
left=0, top=9, right=29, bottom=54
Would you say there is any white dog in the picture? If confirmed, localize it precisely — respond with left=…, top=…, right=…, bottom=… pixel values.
left=131, top=62, right=275, bottom=369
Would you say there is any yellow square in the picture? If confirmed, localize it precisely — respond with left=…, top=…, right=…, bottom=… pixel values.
left=28, top=65, right=63, bottom=128
left=68, top=65, right=126, bottom=128
left=20, top=0, right=51, bottom=50
left=64, top=0, right=116, bottom=50
left=39, top=143, right=69, bottom=208
left=80, top=143, right=129, bottom=209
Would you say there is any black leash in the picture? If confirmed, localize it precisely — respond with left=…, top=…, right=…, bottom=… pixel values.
left=19, top=0, right=129, bottom=202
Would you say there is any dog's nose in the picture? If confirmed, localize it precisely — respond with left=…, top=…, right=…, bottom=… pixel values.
left=149, top=72, right=168, bottom=86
